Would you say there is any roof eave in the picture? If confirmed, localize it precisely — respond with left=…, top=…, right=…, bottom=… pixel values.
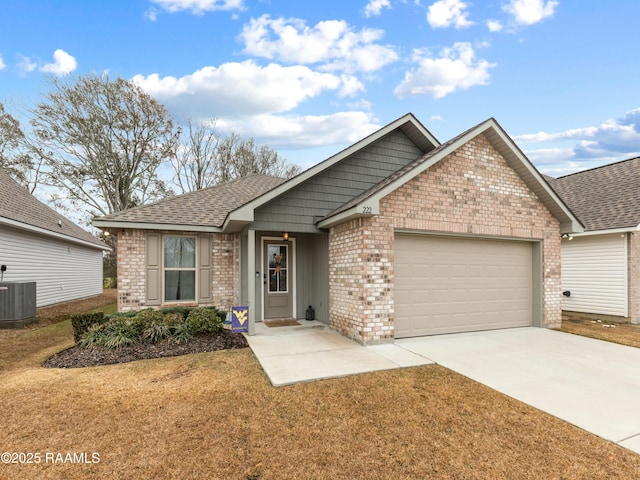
left=568, top=225, right=640, bottom=237
left=93, top=219, right=223, bottom=233
left=1, top=216, right=109, bottom=251
left=316, top=203, right=378, bottom=229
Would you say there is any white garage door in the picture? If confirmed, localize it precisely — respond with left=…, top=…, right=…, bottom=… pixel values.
left=395, top=234, right=532, bottom=338
left=561, top=234, right=628, bottom=317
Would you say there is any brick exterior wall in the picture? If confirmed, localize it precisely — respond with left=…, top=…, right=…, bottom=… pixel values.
left=211, top=233, right=239, bottom=311
left=117, top=229, right=238, bottom=312
left=329, top=133, right=562, bottom=344
left=117, top=229, right=146, bottom=312
left=629, top=232, right=640, bottom=324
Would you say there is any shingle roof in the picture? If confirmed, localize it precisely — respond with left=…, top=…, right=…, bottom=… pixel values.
left=0, top=168, right=106, bottom=249
left=96, top=174, right=286, bottom=228
left=550, top=156, right=640, bottom=231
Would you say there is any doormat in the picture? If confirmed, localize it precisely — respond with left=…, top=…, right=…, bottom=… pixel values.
left=264, top=319, right=301, bottom=328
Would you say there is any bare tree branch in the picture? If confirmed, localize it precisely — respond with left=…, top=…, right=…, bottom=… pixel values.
left=172, top=120, right=300, bottom=193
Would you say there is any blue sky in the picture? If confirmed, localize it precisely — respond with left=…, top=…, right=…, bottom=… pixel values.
left=1, top=0, right=640, bottom=178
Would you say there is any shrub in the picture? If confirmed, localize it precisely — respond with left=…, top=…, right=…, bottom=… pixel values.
left=163, top=312, right=185, bottom=326
left=76, top=305, right=226, bottom=349
left=103, top=277, right=116, bottom=289
left=105, top=310, right=138, bottom=320
left=142, top=321, right=172, bottom=343
left=102, top=319, right=139, bottom=349
left=71, top=311, right=106, bottom=343
left=158, top=306, right=192, bottom=321
left=78, top=323, right=107, bottom=348
left=186, top=307, right=223, bottom=335
left=171, top=322, right=193, bottom=344
left=133, top=309, right=165, bottom=323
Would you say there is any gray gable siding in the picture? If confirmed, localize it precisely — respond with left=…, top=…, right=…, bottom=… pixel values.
left=252, top=130, right=425, bottom=232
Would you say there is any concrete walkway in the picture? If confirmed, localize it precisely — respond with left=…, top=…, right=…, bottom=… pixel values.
left=397, top=327, right=640, bottom=455
left=245, top=321, right=432, bottom=386
left=246, top=324, right=640, bottom=455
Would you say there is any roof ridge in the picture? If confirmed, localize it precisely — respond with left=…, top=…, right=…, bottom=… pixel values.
left=557, top=155, right=640, bottom=179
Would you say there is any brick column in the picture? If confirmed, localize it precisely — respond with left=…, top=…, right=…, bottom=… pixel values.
left=117, top=229, right=146, bottom=312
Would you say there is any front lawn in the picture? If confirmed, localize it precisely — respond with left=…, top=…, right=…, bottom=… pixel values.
left=559, top=317, right=640, bottom=348
left=1, top=295, right=639, bottom=479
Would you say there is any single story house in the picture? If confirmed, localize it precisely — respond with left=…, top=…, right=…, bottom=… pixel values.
left=548, top=157, right=640, bottom=323
left=0, top=167, right=108, bottom=307
left=93, top=113, right=582, bottom=344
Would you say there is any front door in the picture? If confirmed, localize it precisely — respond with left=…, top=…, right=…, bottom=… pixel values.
left=263, top=240, right=294, bottom=319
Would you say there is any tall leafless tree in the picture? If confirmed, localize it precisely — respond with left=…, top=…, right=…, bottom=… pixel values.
left=30, top=73, right=179, bottom=217
left=0, top=102, right=42, bottom=192
left=172, top=119, right=300, bottom=193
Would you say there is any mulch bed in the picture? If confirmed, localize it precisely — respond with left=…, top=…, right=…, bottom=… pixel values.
left=43, top=331, right=249, bottom=369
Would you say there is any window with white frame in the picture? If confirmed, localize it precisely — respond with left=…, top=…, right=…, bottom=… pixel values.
left=163, top=236, right=196, bottom=301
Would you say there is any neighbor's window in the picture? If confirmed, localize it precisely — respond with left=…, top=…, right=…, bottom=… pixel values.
left=163, top=236, right=196, bottom=302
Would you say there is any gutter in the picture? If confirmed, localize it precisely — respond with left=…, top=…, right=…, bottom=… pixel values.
left=1, top=216, right=109, bottom=251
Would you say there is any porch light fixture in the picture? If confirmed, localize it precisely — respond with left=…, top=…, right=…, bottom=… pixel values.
left=561, top=233, right=573, bottom=240
left=283, top=232, right=289, bottom=241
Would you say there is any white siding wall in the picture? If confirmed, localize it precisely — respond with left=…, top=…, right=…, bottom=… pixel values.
left=561, top=234, right=628, bottom=317
left=0, top=225, right=103, bottom=307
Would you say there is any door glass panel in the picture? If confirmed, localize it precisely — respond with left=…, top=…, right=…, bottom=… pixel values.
left=268, top=244, right=288, bottom=293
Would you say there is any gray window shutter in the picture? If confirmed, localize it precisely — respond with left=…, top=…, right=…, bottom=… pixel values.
left=198, top=235, right=212, bottom=304
left=146, top=233, right=162, bottom=306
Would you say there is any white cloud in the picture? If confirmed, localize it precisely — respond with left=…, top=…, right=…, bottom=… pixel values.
left=503, top=0, right=558, bottom=26
left=338, top=74, right=366, bottom=97
left=17, top=55, right=37, bottom=74
left=487, top=19, right=503, bottom=32
left=515, top=109, right=640, bottom=174
left=240, top=15, right=398, bottom=73
left=394, top=42, right=495, bottom=99
left=145, top=8, right=158, bottom=21
left=215, top=111, right=381, bottom=149
left=132, top=60, right=350, bottom=118
left=364, top=0, right=391, bottom=17
left=40, top=49, right=77, bottom=76
left=515, top=126, right=599, bottom=143
left=0, top=55, right=5, bottom=70
left=150, top=0, right=244, bottom=14
left=427, top=0, right=473, bottom=29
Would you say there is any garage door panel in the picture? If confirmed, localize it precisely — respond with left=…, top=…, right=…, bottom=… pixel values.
left=395, top=234, right=532, bottom=338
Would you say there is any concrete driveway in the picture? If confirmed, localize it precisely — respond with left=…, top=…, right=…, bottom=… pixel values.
left=397, top=327, right=640, bottom=455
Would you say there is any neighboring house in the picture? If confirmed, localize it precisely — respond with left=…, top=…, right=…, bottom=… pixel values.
left=548, top=157, right=640, bottom=323
left=0, top=168, right=108, bottom=307
left=93, top=113, right=582, bottom=344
